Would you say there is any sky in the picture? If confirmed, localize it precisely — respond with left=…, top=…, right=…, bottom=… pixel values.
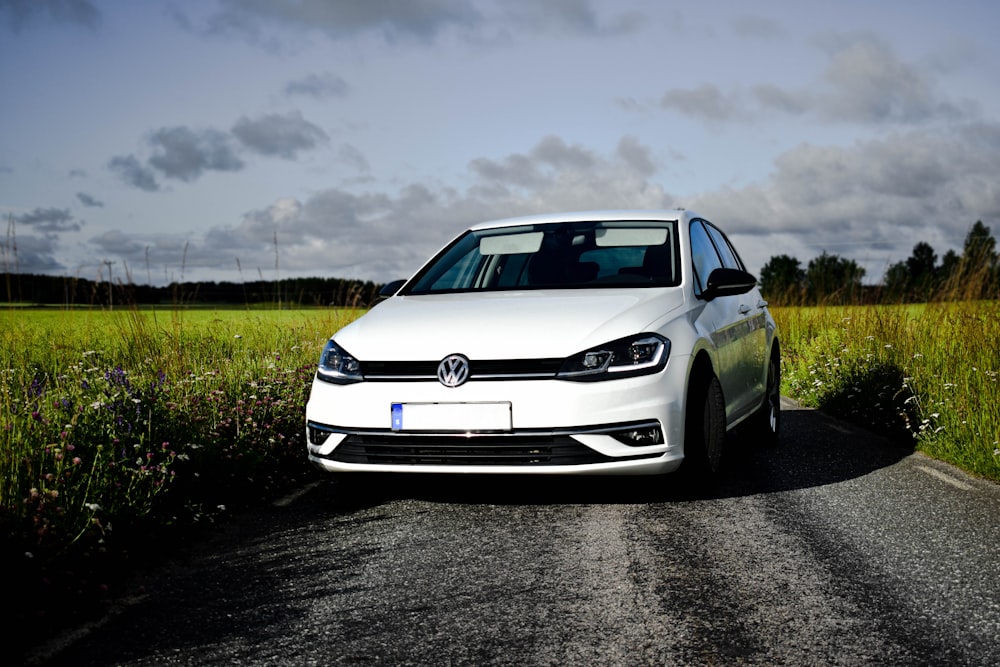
left=2, top=0, right=999, bottom=287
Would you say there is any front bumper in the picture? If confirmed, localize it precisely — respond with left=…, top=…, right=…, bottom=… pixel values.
left=304, top=357, right=689, bottom=476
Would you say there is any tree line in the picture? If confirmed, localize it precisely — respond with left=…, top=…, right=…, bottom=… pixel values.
left=1, top=273, right=384, bottom=308
left=759, top=221, right=998, bottom=304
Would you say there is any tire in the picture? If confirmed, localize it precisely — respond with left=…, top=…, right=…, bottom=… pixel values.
left=683, top=373, right=727, bottom=480
left=751, top=350, right=781, bottom=447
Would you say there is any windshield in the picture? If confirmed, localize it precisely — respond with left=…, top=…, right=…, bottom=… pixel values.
left=405, top=220, right=680, bottom=294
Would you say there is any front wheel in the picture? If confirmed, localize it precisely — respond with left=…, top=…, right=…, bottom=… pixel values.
left=682, top=373, right=727, bottom=480
left=750, top=351, right=781, bottom=447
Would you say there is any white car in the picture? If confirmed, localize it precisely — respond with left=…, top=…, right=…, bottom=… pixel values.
left=306, top=210, right=779, bottom=478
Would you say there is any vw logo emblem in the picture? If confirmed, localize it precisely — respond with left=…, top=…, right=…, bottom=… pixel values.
left=437, top=354, right=470, bottom=387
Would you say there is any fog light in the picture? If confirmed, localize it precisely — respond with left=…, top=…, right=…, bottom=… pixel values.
left=309, top=427, right=332, bottom=445
left=611, top=425, right=663, bottom=446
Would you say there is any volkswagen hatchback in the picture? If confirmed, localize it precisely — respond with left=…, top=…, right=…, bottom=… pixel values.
left=305, top=210, right=779, bottom=477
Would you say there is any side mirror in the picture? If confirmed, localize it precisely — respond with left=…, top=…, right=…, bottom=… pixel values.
left=702, top=268, right=757, bottom=301
left=378, top=279, right=407, bottom=298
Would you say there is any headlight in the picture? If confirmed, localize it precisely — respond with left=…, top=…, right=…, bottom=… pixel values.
left=316, top=340, right=364, bottom=384
left=557, top=334, right=669, bottom=381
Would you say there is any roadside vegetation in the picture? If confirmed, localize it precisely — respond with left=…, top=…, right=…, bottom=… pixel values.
left=0, top=307, right=363, bottom=644
left=765, top=220, right=998, bottom=482
left=774, top=298, right=999, bottom=481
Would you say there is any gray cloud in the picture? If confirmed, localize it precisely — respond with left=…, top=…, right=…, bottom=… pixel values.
left=16, top=207, right=82, bottom=232
left=658, top=34, right=967, bottom=126
left=187, top=0, right=643, bottom=48
left=284, top=72, right=350, bottom=99
left=148, top=126, right=245, bottom=181
left=615, top=136, right=656, bottom=177
left=731, top=15, right=784, bottom=40
left=0, top=0, right=99, bottom=32
left=688, top=123, right=1000, bottom=274
left=659, top=84, right=744, bottom=121
left=110, top=112, right=329, bottom=190
left=76, top=192, right=103, bottom=207
left=108, top=155, right=160, bottom=192
left=498, top=0, right=643, bottom=36
left=337, top=143, right=371, bottom=174
left=199, top=0, right=481, bottom=44
left=232, top=111, right=329, bottom=159
left=0, top=231, right=63, bottom=272
left=817, top=33, right=961, bottom=124
left=194, top=135, right=672, bottom=281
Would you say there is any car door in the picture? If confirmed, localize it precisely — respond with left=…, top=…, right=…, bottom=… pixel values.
left=704, top=222, right=768, bottom=415
left=689, top=220, right=758, bottom=422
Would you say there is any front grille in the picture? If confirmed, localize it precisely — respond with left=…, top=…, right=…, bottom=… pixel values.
left=324, top=433, right=658, bottom=467
left=360, top=358, right=563, bottom=381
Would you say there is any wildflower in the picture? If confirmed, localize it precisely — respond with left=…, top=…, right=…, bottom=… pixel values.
left=72, top=457, right=82, bottom=465
left=85, top=503, right=101, bottom=511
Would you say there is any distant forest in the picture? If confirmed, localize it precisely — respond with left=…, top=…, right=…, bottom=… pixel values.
left=1, top=273, right=385, bottom=308
left=759, top=220, right=998, bottom=305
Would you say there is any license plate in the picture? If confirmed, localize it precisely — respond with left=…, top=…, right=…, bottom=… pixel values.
left=390, top=402, right=512, bottom=432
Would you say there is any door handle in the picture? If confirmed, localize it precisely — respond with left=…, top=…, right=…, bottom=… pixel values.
left=756, top=299, right=769, bottom=309
left=738, top=304, right=751, bottom=315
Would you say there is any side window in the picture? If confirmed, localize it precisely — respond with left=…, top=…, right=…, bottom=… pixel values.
left=689, top=221, right=724, bottom=295
left=705, top=223, right=744, bottom=271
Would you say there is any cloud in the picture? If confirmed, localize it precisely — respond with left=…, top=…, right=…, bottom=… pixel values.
left=204, top=135, right=670, bottom=280
left=232, top=111, right=329, bottom=159
left=148, top=126, right=245, bottom=181
left=197, top=0, right=481, bottom=44
left=109, top=112, right=329, bottom=190
left=284, top=72, right=350, bottom=99
left=659, top=84, right=744, bottom=122
left=657, top=33, right=967, bottom=126
left=687, top=122, right=1000, bottom=273
left=108, top=155, right=160, bottom=192
left=85, top=135, right=671, bottom=283
left=498, top=0, right=643, bottom=36
left=15, top=207, right=82, bottom=232
left=730, top=14, right=784, bottom=40
left=337, top=143, right=371, bottom=175
left=1, top=207, right=82, bottom=273
left=816, top=33, right=963, bottom=124
left=0, top=0, right=99, bottom=32
left=76, top=192, right=103, bottom=208
left=0, top=230, right=64, bottom=272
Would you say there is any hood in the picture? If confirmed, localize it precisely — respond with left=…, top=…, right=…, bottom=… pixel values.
left=333, top=289, right=685, bottom=361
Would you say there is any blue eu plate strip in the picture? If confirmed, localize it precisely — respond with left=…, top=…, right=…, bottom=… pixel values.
left=391, top=403, right=403, bottom=431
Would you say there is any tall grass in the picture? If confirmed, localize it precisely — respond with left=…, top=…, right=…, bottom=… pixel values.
left=774, top=299, right=999, bottom=481
left=0, top=307, right=362, bottom=633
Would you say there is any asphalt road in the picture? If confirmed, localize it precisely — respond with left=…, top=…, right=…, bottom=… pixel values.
left=25, top=399, right=1000, bottom=666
